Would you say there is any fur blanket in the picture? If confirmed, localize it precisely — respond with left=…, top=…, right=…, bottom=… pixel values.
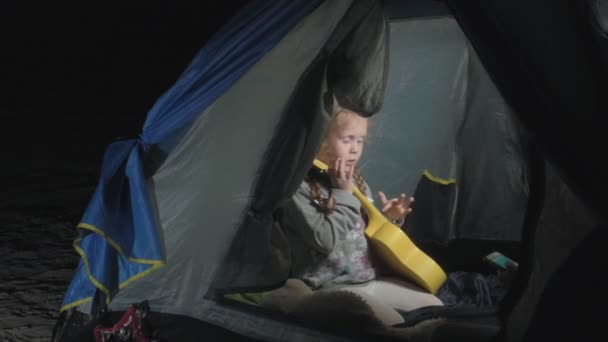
left=258, top=279, right=446, bottom=341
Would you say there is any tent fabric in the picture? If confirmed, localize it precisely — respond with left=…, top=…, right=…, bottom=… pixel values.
left=142, top=0, right=325, bottom=149
left=443, top=0, right=608, bottom=223
left=361, top=16, right=467, bottom=199
left=55, top=0, right=566, bottom=341
left=403, top=171, right=456, bottom=246
left=442, top=1, right=608, bottom=340
left=590, top=0, right=608, bottom=69
left=60, top=0, right=326, bottom=312
left=210, top=0, right=390, bottom=296
left=106, top=2, right=365, bottom=341
left=503, top=161, right=599, bottom=341
left=325, top=0, right=389, bottom=117
left=519, top=226, right=608, bottom=341
left=591, top=0, right=608, bottom=35
left=382, top=0, right=451, bottom=20
left=360, top=16, right=528, bottom=242
left=452, top=41, right=528, bottom=242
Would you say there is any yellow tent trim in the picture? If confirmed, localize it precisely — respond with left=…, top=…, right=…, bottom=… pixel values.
left=77, top=223, right=166, bottom=265
left=119, top=262, right=165, bottom=290
left=224, top=292, right=266, bottom=306
left=423, top=170, right=456, bottom=185
left=59, top=223, right=166, bottom=312
left=73, top=239, right=112, bottom=297
left=60, top=297, right=92, bottom=312
left=59, top=259, right=164, bottom=313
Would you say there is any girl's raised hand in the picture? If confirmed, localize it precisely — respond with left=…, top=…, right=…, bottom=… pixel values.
left=378, top=191, right=414, bottom=222
left=328, top=157, right=353, bottom=192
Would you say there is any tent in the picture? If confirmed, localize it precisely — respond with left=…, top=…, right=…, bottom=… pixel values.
left=53, top=0, right=608, bottom=341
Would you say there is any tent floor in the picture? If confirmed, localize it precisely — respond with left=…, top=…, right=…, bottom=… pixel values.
left=55, top=309, right=264, bottom=342
left=55, top=303, right=502, bottom=342
left=54, top=308, right=413, bottom=342
left=54, top=239, right=515, bottom=342
left=418, top=239, right=521, bottom=274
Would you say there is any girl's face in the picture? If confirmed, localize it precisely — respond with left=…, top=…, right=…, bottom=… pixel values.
left=319, top=110, right=368, bottom=172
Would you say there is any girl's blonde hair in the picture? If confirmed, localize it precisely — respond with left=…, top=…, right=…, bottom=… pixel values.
left=307, top=97, right=368, bottom=214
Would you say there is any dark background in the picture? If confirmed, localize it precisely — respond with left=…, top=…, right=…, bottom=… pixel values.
left=0, top=1, right=250, bottom=207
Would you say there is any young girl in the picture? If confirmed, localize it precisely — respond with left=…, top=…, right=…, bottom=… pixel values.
left=280, top=98, right=443, bottom=319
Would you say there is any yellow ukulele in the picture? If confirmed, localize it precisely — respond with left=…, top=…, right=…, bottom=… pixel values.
left=313, top=159, right=447, bottom=294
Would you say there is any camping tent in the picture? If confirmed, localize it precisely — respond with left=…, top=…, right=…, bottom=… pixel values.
left=54, top=0, right=608, bottom=341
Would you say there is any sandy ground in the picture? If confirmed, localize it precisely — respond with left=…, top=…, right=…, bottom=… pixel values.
left=0, top=160, right=98, bottom=342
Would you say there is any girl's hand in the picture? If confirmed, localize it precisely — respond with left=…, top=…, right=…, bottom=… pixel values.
left=378, top=191, right=414, bottom=222
left=328, top=157, right=353, bottom=192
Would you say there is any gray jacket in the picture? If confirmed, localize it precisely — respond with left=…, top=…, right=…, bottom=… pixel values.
left=280, top=180, right=377, bottom=289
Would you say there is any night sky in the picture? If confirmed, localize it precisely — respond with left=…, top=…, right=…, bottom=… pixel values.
left=1, top=1, right=249, bottom=202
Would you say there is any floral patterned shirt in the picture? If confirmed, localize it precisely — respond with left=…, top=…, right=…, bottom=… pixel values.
left=281, top=180, right=377, bottom=289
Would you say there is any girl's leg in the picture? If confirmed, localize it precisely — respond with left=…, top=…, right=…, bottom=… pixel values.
left=343, top=277, right=443, bottom=312
left=316, top=278, right=443, bottom=326
left=319, top=284, right=405, bottom=326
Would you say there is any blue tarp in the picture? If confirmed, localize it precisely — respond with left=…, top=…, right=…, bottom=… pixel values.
left=61, top=0, right=323, bottom=311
